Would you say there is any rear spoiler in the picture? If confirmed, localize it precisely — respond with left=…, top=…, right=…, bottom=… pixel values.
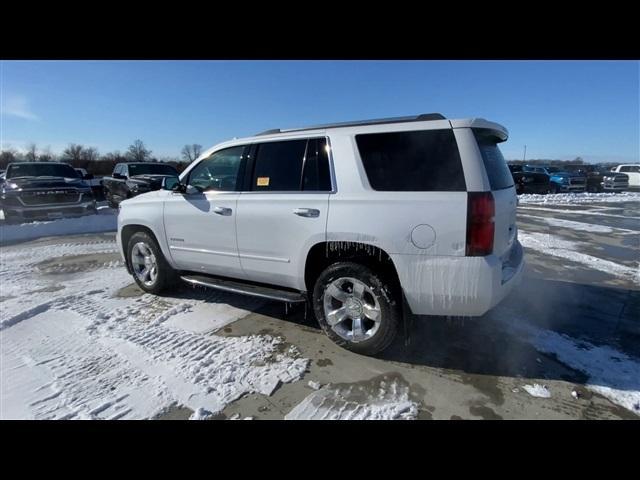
left=450, top=118, right=509, bottom=143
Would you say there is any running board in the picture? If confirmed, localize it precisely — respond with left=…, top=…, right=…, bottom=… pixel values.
left=180, top=274, right=307, bottom=303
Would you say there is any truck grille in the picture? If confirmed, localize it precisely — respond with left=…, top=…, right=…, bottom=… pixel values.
left=19, top=190, right=81, bottom=206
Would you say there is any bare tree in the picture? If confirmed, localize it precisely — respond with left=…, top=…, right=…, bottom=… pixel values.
left=126, top=140, right=152, bottom=162
left=82, top=147, right=100, bottom=162
left=181, top=144, right=202, bottom=162
left=25, top=143, right=38, bottom=162
left=63, top=144, right=84, bottom=162
left=38, top=147, right=55, bottom=162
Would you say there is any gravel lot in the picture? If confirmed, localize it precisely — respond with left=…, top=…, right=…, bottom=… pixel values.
left=1, top=195, right=638, bottom=420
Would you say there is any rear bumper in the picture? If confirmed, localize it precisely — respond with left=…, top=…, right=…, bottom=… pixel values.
left=393, top=240, right=525, bottom=317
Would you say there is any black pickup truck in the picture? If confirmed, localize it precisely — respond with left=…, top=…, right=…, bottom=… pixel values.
left=0, top=162, right=96, bottom=222
left=103, top=162, right=179, bottom=207
left=507, top=164, right=550, bottom=194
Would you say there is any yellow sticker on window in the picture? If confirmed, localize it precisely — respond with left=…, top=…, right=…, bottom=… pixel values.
left=256, top=177, right=270, bottom=187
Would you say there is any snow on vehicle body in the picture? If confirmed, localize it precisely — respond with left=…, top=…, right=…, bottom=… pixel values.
left=116, top=114, right=525, bottom=355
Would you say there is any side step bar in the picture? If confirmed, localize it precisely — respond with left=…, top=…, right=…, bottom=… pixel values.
left=180, top=274, right=307, bottom=303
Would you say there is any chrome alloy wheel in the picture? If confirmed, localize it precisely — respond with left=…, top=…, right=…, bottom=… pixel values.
left=130, top=241, right=158, bottom=287
left=322, top=277, right=382, bottom=343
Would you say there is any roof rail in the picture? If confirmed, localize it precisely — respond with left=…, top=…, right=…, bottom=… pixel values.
left=255, top=113, right=446, bottom=136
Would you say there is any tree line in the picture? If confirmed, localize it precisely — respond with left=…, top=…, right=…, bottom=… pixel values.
left=0, top=140, right=204, bottom=176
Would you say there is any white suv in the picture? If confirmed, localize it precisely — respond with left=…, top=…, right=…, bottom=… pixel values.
left=116, top=114, right=524, bottom=355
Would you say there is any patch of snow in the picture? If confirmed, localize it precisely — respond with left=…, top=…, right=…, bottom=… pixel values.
left=285, top=374, right=419, bottom=420
left=0, top=210, right=117, bottom=245
left=519, top=192, right=640, bottom=205
left=518, top=205, right=638, bottom=221
left=519, top=215, right=616, bottom=233
left=522, top=384, right=551, bottom=398
left=308, top=380, right=322, bottom=390
left=518, top=231, right=639, bottom=283
left=190, top=408, right=214, bottom=420
left=504, top=317, right=640, bottom=416
left=0, top=236, right=309, bottom=419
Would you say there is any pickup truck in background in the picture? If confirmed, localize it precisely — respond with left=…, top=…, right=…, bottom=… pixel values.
left=103, top=162, right=179, bottom=208
left=508, top=164, right=550, bottom=194
left=74, top=168, right=106, bottom=201
left=563, top=164, right=629, bottom=192
left=0, top=162, right=96, bottom=222
left=610, top=164, right=640, bottom=189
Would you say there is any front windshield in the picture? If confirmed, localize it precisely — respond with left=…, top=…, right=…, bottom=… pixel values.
left=6, top=163, right=80, bottom=179
left=128, top=164, right=178, bottom=176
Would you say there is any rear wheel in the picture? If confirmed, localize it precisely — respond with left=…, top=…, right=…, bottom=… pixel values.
left=312, top=262, right=400, bottom=356
left=127, top=231, right=177, bottom=294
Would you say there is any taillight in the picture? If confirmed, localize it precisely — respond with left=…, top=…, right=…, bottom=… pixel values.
left=466, top=192, right=495, bottom=256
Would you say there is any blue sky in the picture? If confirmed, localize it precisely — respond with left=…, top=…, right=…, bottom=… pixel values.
left=1, top=60, right=638, bottom=162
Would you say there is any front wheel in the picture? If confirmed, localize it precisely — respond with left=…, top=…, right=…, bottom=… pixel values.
left=127, top=231, right=177, bottom=294
left=312, top=262, right=400, bottom=356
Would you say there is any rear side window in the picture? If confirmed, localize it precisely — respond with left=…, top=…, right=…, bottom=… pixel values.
left=252, top=140, right=307, bottom=191
left=251, top=138, right=332, bottom=192
left=302, top=138, right=332, bottom=191
left=355, top=129, right=466, bottom=191
left=474, top=130, right=514, bottom=190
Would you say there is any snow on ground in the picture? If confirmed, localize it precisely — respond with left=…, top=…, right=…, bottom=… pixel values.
left=518, top=205, right=639, bottom=221
left=519, top=192, right=640, bottom=205
left=518, top=231, right=639, bottom=284
left=522, top=384, right=551, bottom=398
left=285, top=373, right=419, bottom=420
left=0, top=209, right=117, bottom=245
left=0, top=237, right=309, bottom=419
left=519, top=215, right=617, bottom=233
left=506, top=318, right=640, bottom=415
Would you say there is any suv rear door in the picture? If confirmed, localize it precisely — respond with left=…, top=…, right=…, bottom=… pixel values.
left=235, top=137, right=332, bottom=290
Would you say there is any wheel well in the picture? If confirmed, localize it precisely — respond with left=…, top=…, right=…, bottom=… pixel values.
left=120, top=225, right=159, bottom=270
left=304, top=242, right=401, bottom=295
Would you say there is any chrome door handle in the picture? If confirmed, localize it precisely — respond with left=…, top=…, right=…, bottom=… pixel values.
left=213, top=206, right=232, bottom=216
left=293, top=208, right=320, bottom=218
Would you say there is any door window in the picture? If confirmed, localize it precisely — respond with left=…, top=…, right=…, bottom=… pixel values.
left=187, top=146, right=245, bottom=192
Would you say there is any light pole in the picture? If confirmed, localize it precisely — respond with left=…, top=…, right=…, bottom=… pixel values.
left=523, top=145, right=527, bottom=162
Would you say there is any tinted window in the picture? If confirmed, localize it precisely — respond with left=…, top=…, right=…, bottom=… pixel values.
left=6, top=163, right=79, bottom=179
left=620, top=165, right=640, bottom=173
left=355, top=129, right=466, bottom=191
left=252, top=139, right=307, bottom=191
left=128, top=163, right=178, bottom=176
left=188, top=146, right=244, bottom=192
left=302, top=138, right=332, bottom=191
left=474, top=130, right=514, bottom=190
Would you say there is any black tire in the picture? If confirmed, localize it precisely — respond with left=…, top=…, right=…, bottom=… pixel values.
left=126, top=230, right=177, bottom=294
left=550, top=184, right=559, bottom=194
left=312, top=262, right=400, bottom=356
left=106, top=191, right=118, bottom=209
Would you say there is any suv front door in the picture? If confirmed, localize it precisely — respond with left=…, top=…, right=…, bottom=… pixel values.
left=163, top=146, right=247, bottom=278
left=236, top=138, right=332, bottom=290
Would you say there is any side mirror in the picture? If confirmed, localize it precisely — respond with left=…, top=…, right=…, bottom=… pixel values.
left=162, top=176, right=180, bottom=191
left=113, top=173, right=125, bottom=180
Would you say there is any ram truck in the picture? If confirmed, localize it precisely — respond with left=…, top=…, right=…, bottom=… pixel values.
left=103, top=162, right=179, bottom=207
